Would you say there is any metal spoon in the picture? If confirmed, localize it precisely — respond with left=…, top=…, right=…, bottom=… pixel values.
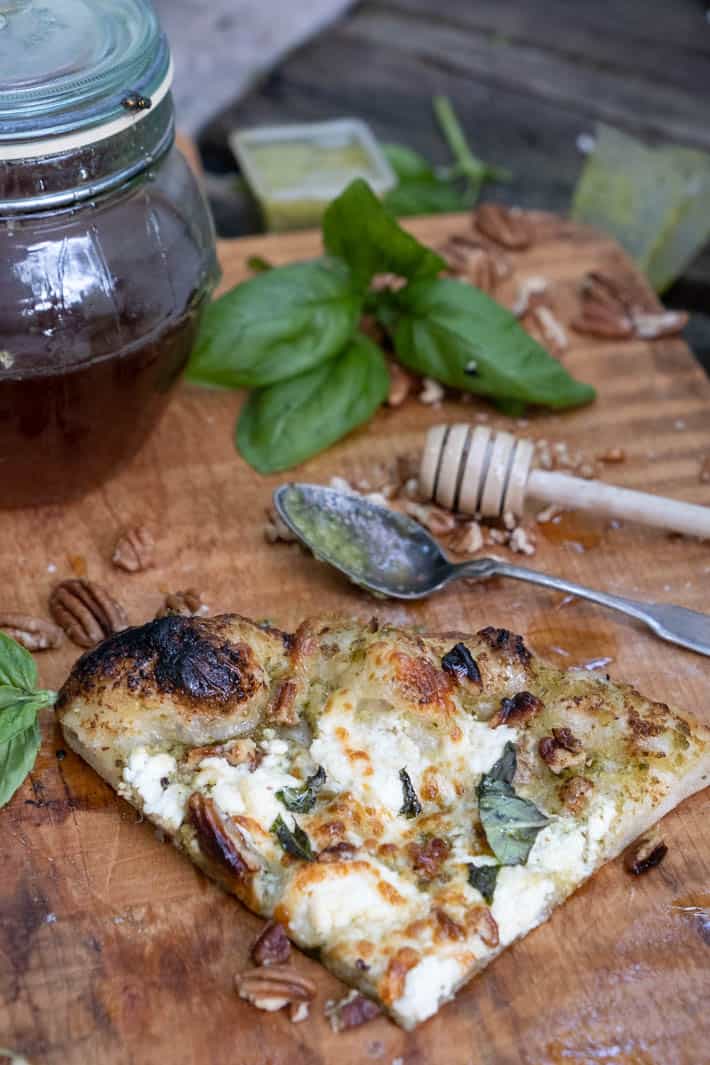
left=274, top=482, right=710, bottom=657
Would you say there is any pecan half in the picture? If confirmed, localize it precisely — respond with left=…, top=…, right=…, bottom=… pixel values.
left=490, top=690, right=543, bottom=728
left=466, top=905, right=500, bottom=948
left=572, top=272, right=634, bottom=338
left=156, top=588, right=203, bottom=618
left=0, top=612, right=63, bottom=651
left=251, top=921, right=291, bottom=967
left=236, top=965, right=315, bottom=1014
left=571, top=304, right=633, bottom=339
left=112, top=526, right=155, bottom=572
left=441, top=237, right=510, bottom=294
left=326, top=989, right=381, bottom=1032
left=473, top=203, right=533, bottom=250
left=558, top=775, right=593, bottom=813
left=623, top=829, right=668, bottom=876
left=408, top=836, right=450, bottom=879
left=539, top=728, right=585, bottom=773
left=49, top=579, right=127, bottom=648
left=188, top=793, right=259, bottom=878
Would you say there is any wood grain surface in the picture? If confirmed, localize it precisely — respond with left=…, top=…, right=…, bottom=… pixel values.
left=1, top=214, right=709, bottom=1065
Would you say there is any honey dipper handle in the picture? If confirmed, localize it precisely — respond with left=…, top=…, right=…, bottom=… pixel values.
left=527, top=469, right=710, bottom=540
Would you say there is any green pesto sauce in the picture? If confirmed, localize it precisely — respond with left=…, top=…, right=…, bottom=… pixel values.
left=285, top=488, right=370, bottom=576
left=249, top=139, right=375, bottom=195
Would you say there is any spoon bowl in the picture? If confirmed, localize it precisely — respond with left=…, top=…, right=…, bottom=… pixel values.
left=273, top=482, right=710, bottom=656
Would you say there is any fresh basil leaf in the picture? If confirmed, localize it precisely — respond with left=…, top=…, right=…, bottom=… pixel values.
left=398, top=768, right=422, bottom=819
left=468, top=863, right=499, bottom=904
left=382, top=144, right=436, bottom=182
left=0, top=713, right=41, bottom=808
left=323, top=179, right=446, bottom=290
left=277, top=766, right=326, bottom=813
left=0, top=697, right=51, bottom=744
left=383, top=178, right=470, bottom=218
left=271, top=814, right=315, bottom=862
left=390, top=278, right=596, bottom=410
left=236, top=333, right=389, bottom=474
left=186, top=258, right=361, bottom=389
left=0, top=631, right=37, bottom=692
left=477, top=743, right=549, bottom=865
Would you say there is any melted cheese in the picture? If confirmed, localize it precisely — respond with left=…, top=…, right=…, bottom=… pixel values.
left=280, top=858, right=421, bottom=948
left=194, top=752, right=300, bottom=833
left=491, top=866, right=557, bottom=945
left=392, top=956, right=463, bottom=1026
left=122, top=748, right=189, bottom=831
left=310, top=689, right=517, bottom=816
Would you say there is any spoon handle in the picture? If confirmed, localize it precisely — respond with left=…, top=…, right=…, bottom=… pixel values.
left=454, top=558, right=710, bottom=657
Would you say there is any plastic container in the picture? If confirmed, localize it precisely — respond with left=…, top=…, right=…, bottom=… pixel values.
left=0, top=0, right=219, bottom=507
left=230, top=118, right=396, bottom=231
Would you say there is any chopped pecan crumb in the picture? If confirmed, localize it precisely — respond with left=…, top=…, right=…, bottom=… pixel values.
left=623, top=829, right=668, bottom=876
left=539, top=729, right=585, bottom=773
left=387, top=361, right=416, bottom=407
left=49, top=579, right=127, bottom=648
left=466, top=905, right=500, bottom=948
left=597, top=447, right=626, bottom=464
left=318, top=841, right=357, bottom=863
left=511, top=276, right=548, bottom=317
left=263, top=506, right=297, bottom=544
left=478, top=626, right=532, bottom=664
left=251, top=921, right=291, bottom=967
left=0, top=612, right=63, bottom=651
left=408, top=836, right=450, bottom=879
left=433, top=908, right=465, bottom=941
left=156, top=588, right=204, bottom=618
left=524, top=305, right=568, bottom=359
left=448, top=521, right=484, bottom=555
left=111, top=526, right=155, bottom=572
left=404, top=500, right=456, bottom=536
left=558, top=776, right=593, bottom=813
left=490, top=690, right=543, bottom=728
left=269, top=678, right=299, bottom=726
left=236, top=965, right=316, bottom=1013
left=474, top=203, right=533, bottom=250
left=418, top=377, right=445, bottom=405
left=326, top=989, right=381, bottom=1032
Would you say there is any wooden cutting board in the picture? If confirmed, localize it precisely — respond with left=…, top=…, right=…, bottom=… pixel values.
left=1, top=213, right=709, bottom=1065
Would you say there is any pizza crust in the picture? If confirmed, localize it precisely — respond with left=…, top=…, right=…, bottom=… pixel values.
left=57, top=614, right=710, bottom=1029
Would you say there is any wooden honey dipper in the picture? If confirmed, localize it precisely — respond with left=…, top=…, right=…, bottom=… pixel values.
left=420, top=424, right=710, bottom=539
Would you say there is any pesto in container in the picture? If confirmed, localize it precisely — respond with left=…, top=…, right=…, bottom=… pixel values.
left=230, top=119, right=396, bottom=231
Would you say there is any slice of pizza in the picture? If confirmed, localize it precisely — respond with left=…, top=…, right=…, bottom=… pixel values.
left=57, top=613, right=710, bottom=1029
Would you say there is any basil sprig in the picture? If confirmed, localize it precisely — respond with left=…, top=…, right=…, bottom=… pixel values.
left=277, top=766, right=326, bottom=813
left=0, top=633, right=56, bottom=808
left=189, top=169, right=595, bottom=474
left=477, top=742, right=549, bottom=866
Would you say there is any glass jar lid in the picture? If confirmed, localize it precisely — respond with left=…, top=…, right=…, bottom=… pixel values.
left=0, top=0, right=170, bottom=143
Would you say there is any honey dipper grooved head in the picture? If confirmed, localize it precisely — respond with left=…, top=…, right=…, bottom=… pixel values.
left=420, top=425, right=534, bottom=518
